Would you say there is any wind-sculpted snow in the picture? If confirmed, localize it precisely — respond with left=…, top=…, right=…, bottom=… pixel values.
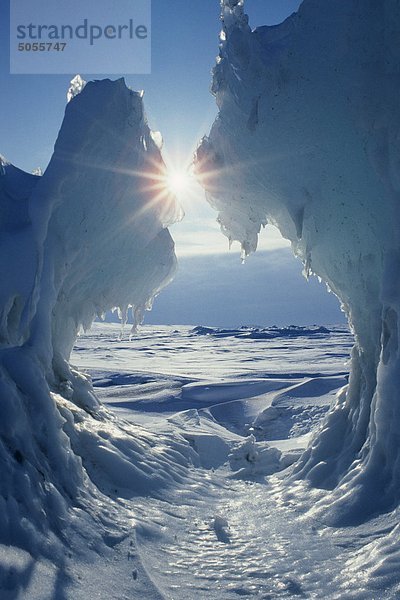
left=0, top=79, right=190, bottom=562
left=195, top=0, right=400, bottom=528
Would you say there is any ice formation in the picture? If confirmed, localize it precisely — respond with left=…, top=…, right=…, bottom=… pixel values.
left=66, top=74, right=86, bottom=102
left=195, top=0, right=400, bottom=524
left=0, top=78, right=188, bottom=558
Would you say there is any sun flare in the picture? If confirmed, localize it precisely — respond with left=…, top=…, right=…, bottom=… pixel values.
left=166, top=168, right=192, bottom=196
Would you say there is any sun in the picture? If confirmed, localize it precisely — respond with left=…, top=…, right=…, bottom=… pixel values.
left=166, top=168, right=192, bottom=196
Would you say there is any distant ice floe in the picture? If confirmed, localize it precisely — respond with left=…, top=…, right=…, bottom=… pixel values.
left=190, top=325, right=330, bottom=339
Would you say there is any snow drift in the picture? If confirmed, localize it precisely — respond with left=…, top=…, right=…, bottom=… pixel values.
left=0, top=78, right=191, bottom=559
left=195, top=0, right=400, bottom=524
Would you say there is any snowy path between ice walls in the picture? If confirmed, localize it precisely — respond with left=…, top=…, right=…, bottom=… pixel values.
left=30, top=321, right=391, bottom=599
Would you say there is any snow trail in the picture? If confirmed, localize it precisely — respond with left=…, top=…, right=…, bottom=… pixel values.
left=67, top=322, right=396, bottom=598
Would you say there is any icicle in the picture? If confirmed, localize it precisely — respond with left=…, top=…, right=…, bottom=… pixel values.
left=303, top=253, right=312, bottom=280
left=130, top=305, right=145, bottom=339
left=118, top=305, right=129, bottom=340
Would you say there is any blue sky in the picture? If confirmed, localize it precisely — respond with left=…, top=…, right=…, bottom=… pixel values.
left=147, top=249, right=345, bottom=327
left=1, top=0, right=345, bottom=325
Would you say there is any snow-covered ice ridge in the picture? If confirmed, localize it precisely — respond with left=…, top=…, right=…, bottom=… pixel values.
left=196, top=0, right=400, bottom=531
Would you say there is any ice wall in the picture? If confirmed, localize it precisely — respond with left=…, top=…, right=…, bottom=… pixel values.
left=33, top=79, right=180, bottom=398
left=195, top=0, right=400, bottom=523
left=0, top=79, right=187, bottom=556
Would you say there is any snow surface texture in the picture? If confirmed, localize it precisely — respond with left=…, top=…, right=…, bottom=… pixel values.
left=0, top=78, right=188, bottom=569
left=68, top=323, right=400, bottom=599
left=195, top=0, right=400, bottom=526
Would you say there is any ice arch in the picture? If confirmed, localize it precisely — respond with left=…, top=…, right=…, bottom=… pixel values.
left=0, top=79, right=192, bottom=555
left=195, top=0, right=400, bottom=524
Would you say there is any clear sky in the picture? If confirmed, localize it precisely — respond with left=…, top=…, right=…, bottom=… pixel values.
left=0, top=0, right=345, bottom=326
